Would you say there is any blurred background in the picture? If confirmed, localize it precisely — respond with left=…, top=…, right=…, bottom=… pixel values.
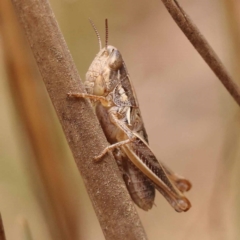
left=0, top=0, right=240, bottom=239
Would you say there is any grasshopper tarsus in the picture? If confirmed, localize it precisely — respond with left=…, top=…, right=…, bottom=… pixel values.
left=93, top=154, right=105, bottom=162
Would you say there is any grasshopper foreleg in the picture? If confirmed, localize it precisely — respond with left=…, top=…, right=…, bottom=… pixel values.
left=68, top=92, right=109, bottom=106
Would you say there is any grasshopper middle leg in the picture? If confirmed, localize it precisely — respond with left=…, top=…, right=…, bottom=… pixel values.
left=94, top=139, right=132, bottom=161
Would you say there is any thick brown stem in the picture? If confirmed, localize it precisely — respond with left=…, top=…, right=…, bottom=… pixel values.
left=10, top=0, right=147, bottom=239
left=160, top=0, right=240, bottom=106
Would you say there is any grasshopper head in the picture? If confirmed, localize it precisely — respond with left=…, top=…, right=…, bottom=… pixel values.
left=85, top=20, right=124, bottom=95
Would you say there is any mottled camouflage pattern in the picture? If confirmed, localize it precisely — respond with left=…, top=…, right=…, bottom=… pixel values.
left=71, top=44, right=191, bottom=212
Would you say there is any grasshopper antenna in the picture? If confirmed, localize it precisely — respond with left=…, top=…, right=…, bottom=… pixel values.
left=89, top=18, right=102, bottom=50
left=105, top=19, right=108, bottom=50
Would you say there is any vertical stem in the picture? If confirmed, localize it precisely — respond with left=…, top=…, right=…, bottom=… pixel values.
left=11, top=0, right=147, bottom=239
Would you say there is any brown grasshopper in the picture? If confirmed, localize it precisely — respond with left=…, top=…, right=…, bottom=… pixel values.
left=68, top=19, right=191, bottom=212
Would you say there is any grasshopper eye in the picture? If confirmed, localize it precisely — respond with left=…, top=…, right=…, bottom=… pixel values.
left=103, top=50, right=109, bottom=56
left=108, top=50, right=123, bottom=70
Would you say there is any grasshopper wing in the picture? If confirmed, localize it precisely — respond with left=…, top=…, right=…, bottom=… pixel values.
left=119, top=63, right=139, bottom=108
left=122, top=159, right=155, bottom=211
left=113, top=148, right=155, bottom=211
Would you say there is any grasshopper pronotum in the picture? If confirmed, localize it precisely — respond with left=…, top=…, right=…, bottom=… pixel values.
left=68, top=20, right=191, bottom=212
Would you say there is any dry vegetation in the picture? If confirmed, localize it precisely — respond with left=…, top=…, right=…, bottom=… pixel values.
left=0, top=0, right=239, bottom=239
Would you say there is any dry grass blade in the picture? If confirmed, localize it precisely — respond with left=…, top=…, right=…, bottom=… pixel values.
left=160, top=0, right=240, bottom=106
left=10, top=0, right=148, bottom=239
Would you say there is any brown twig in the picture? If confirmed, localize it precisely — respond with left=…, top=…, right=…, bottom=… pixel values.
left=11, top=0, right=147, bottom=239
left=0, top=214, right=6, bottom=240
left=160, top=0, right=240, bottom=106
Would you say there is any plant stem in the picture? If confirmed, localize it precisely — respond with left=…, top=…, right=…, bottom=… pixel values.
left=11, top=0, right=147, bottom=239
left=160, top=0, right=240, bottom=106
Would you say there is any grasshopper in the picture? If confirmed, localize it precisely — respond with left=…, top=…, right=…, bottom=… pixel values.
left=68, top=20, right=191, bottom=212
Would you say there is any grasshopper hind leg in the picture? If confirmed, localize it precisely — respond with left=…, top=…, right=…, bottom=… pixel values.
left=114, top=148, right=155, bottom=211
left=123, top=161, right=155, bottom=211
